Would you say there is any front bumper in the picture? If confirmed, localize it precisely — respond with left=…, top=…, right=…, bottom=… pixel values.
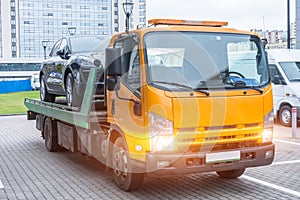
left=145, top=144, right=274, bottom=176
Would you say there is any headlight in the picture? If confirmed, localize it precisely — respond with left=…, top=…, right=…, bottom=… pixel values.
left=262, top=110, right=274, bottom=143
left=149, top=112, right=174, bottom=152
left=77, top=56, right=95, bottom=68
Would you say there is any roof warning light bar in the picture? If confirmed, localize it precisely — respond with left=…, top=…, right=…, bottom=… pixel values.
left=148, top=19, right=228, bottom=27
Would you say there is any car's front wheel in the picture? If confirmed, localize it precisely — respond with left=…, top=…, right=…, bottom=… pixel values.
left=66, top=73, right=81, bottom=107
left=66, top=73, right=74, bottom=107
left=40, top=75, right=55, bottom=103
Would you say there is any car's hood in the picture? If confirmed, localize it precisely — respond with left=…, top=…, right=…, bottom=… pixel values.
left=289, top=82, right=300, bottom=95
left=73, top=51, right=105, bottom=60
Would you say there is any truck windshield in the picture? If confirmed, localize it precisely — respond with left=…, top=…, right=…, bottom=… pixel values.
left=144, top=31, right=269, bottom=91
left=279, top=62, right=300, bottom=82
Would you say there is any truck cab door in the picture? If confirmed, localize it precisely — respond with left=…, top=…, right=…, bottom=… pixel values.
left=110, top=39, right=145, bottom=143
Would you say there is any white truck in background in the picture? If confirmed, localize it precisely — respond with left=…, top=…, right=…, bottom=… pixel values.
left=267, top=49, right=300, bottom=126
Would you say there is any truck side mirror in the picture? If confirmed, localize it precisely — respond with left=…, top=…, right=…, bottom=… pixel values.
left=106, top=47, right=122, bottom=76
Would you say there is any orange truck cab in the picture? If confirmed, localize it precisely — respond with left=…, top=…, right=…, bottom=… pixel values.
left=105, top=19, right=274, bottom=190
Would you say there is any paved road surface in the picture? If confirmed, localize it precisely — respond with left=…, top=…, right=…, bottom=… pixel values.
left=0, top=115, right=299, bottom=199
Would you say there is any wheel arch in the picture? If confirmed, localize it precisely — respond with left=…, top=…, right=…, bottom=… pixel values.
left=106, top=124, right=129, bottom=168
left=64, top=63, right=80, bottom=90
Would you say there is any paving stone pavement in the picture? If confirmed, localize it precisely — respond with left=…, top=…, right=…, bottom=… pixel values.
left=0, top=115, right=299, bottom=200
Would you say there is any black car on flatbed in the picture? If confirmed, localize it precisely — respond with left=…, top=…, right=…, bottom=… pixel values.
left=40, top=35, right=108, bottom=107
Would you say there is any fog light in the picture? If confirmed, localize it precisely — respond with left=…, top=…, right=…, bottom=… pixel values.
left=265, top=150, right=273, bottom=159
left=157, top=161, right=170, bottom=169
left=135, top=145, right=143, bottom=151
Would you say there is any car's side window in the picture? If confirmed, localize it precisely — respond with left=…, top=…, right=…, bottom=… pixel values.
left=58, top=38, right=68, bottom=54
left=49, top=39, right=62, bottom=57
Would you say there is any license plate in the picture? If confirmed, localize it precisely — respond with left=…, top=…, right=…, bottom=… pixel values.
left=206, top=150, right=240, bottom=164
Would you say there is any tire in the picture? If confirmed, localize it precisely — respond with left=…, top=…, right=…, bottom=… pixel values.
left=216, top=168, right=245, bottom=179
left=43, top=117, right=59, bottom=152
left=40, top=75, right=55, bottom=103
left=279, top=105, right=292, bottom=127
left=112, top=137, right=144, bottom=191
left=66, top=73, right=81, bottom=107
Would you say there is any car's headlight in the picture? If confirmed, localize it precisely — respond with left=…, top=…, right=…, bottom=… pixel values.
left=149, top=112, right=174, bottom=152
left=77, top=56, right=99, bottom=68
left=262, top=110, right=274, bottom=143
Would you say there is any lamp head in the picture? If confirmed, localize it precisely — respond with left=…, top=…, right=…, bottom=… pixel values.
left=68, top=27, right=76, bottom=35
left=122, top=2, right=134, bottom=16
left=42, top=40, right=48, bottom=48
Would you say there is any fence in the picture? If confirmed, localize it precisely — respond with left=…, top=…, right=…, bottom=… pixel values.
left=0, top=79, right=31, bottom=94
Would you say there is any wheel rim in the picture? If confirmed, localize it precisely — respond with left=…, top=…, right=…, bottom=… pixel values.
left=113, top=148, right=128, bottom=181
left=281, top=109, right=291, bottom=124
left=66, top=76, right=73, bottom=106
left=40, top=78, right=46, bottom=101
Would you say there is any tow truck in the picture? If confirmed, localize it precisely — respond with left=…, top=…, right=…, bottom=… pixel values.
left=25, top=19, right=275, bottom=191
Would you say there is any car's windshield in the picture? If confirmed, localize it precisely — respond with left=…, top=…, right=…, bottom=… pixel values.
left=144, top=31, right=269, bottom=91
left=70, top=36, right=107, bottom=53
left=279, top=62, right=300, bottom=82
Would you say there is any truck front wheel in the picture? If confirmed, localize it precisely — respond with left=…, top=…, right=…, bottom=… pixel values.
left=216, top=168, right=245, bottom=179
left=112, top=137, right=144, bottom=191
left=44, top=117, right=59, bottom=152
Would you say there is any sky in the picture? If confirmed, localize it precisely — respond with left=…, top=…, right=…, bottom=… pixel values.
left=146, top=0, right=296, bottom=31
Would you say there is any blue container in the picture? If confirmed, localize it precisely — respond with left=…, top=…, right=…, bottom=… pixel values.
left=0, top=79, right=31, bottom=94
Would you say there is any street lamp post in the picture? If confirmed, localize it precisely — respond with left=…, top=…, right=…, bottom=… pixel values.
left=287, top=0, right=291, bottom=49
left=68, top=27, right=76, bottom=35
left=42, top=40, right=48, bottom=59
left=122, top=1, right=134, bottom=32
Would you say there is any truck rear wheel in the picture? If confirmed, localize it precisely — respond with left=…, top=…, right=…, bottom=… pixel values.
left=112, top=137, right=144, bottom=191
left=216, top=168, right=245, bottom=179
left=279, top=105, right=292, bottom=127
left=44, top=117, right=59, bottom=152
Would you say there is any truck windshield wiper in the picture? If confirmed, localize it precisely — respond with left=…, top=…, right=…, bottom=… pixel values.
left=149, top=81, right=194, bottom=90
left=193, top=88, right=210, bottom=96
left=227, top=80, right=263, bottom=94
left=149, top=81, right=210, bottom=96
left=236, top=85, right=264, bottom=94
